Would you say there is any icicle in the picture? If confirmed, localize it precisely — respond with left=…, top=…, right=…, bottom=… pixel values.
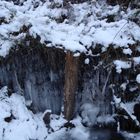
left=117, top=121, right=120, bottom=132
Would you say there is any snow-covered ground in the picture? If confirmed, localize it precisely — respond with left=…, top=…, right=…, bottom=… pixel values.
left=0, top=86, right=48, bottom=140
left=0, top=86, right=90, bottom=140
left=0, top=86, right=139, bottom=140
left=0, top=0, right=139, bottom=78
left=122, top=131, right=140, bottom=140
left=0, top=0, right=140, bottom=56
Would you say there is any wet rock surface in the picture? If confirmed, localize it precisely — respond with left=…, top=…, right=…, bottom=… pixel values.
left=0, top=45, right=139, bottom=133
left=0, top=46, right=65, bottom=114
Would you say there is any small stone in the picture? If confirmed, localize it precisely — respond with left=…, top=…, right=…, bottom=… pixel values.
left=43, top=110, right=52, bottom=127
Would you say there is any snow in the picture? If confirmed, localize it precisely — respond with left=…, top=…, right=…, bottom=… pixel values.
left=123, top=48, right=132, bottom=55
left=122, top=131, right=140, bottom=140
left=125, top=102, right=136, bottom=115
left=70, top=126, right=89, bottom=140
left=117, top=121, right=120, bottom=132
left=0, top=86, right=48, bottom=140
left=85, top=58, right=89, bottom=64
left=0, top=0, right=139, bottom=59
left=92, top=20, right=134, bottom=49
left=0, top=86, right=92, bottom=140
left=136, top=74, right=140, bottom=84
left=50, top=114, right=67, bottom=131
left=97, top=115, right=115, bottom=124
left=114, top=60, right=131, bottom=73
left=46, top=128, right=66, bottom=140
left=113, top=95, right=139, bottom=126
left=133, top=56, right=140, bottom=65
left=113, top=95, right=121, bottom=104
left=80, top=103, right=100, bottom=126
left=120, top=82, right=127, bottom=91
left=73, top=52, right=80, bottom=57
left=130, top=22, right=140, bottom=41
left=70, top=116, right=90, bottom=140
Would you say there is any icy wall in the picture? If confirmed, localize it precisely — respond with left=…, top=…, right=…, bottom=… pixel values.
left=0, top=45, right=65, bottom=114
left=0, top=43, right=114, bottom=117
left=0, top=42, right=140, bottom=133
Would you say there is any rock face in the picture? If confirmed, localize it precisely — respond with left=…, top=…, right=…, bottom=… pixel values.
left=0, top=45, right=65, bottom=114
left=0, top=42, right=139, bottom=132
left=0, top=44, right=113, bottom=116
left=134, top=103, right=140, bottom=123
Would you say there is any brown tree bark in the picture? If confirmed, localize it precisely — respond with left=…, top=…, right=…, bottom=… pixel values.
left=64, top=51, right=79, bottom=121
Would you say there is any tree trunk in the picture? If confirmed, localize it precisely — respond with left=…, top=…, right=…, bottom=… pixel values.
left=64, top=51, right=79, bottom=121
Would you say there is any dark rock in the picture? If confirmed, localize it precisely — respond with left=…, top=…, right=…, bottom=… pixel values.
left=4, top=113, right=15, bottom=123
left=7, top=88, right=13, bottom=97
left=110, top=132, right=125, bottom=140
left=43, top=111, right=51, bottom=127
left=63, top=122, right=75, bottom=130
left=4, top=116, right=12, bottom=123
left=134, top=103, right=140, bottom=123
left=0, top=45, right=65, bottom=114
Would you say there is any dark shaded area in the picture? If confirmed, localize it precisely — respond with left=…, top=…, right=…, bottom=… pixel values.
left=134, top=103, right=140, bottom=123
left=89, top=128, right=125, bottom=140
left=43, top=111, right=51, bottom=127
left=4, top=113, right=16, bottom=123
left=107, top=0, right=131, bottom=7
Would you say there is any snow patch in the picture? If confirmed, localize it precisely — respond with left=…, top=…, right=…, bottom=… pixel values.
left=136, top=74, right=140, bottom=84
left=114, top=60, right=131, bottom=73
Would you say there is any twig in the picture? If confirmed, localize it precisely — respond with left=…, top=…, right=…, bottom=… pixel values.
left=101, top=67, right=112, bottom=96
left=112, top=21, right=128, bottom=42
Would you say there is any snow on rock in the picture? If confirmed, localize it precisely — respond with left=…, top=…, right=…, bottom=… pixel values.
left=0, top=0, right=139, bottom=57
left=0, top=87, right=11, bottom=121
left=70, top=116, right=89, bottom=140
left=97, top=115, right=115, bottom=124
left=92, top=20, right=134, bottom=49
left=47, top=116, right=90, bottom=140
left=70, top=126, right=89, bottom=140
left=120, top=82, right=127, bottom=91
left=46, top=128, right=66, bottom=140
left=114, top=60, right=131, bottom=73
left=50, top=114, right=67, bottom=131
left=122, top=131, right=140, bottom=140
left=113, top=95, right=121, bottom=104
left=130, top=22, right=140, bottom=41
left=123, top=48, right=132, bottom=55
left=84, top=58, right=89, bottom=64
left=136, top=74, right=140, bottom=84
left=113, top=95, right=139, bottom=126
left=0, top=86, right=48, bottom=140
left=80, top=103, right=100, bottom=126
left=125, top=102, right=136, bottom=115
left=133, top=56, right=140, bottom=65
left=0, top=86, right=91, bottom=140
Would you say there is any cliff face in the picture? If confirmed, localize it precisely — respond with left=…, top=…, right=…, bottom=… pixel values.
left=0, top=40, right=140, bottom=135
left=0, top=45, right=65, bottom=114
left=0, top=42, right=113, bottom=114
